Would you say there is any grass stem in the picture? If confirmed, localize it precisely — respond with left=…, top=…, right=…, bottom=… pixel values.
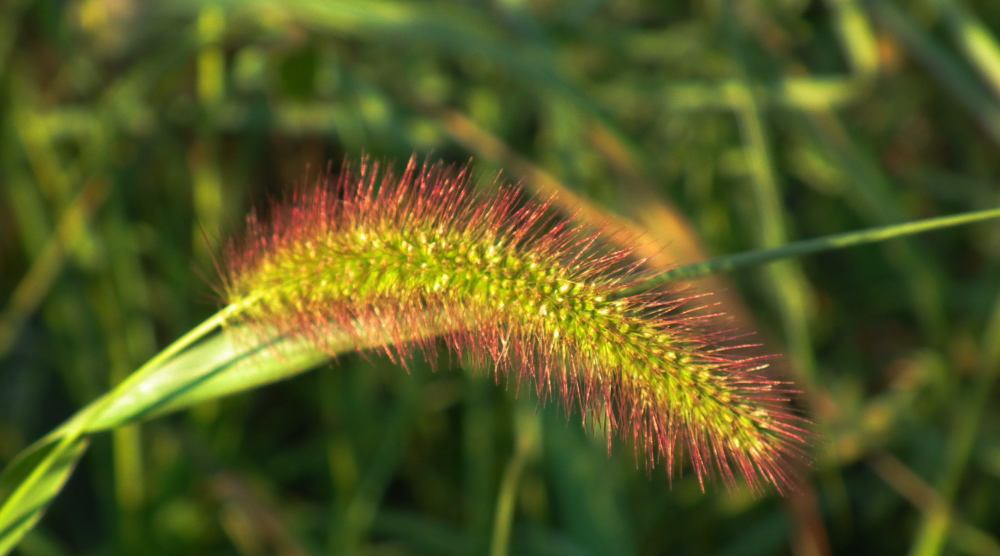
left=623, top=206, right=1000, bottom=295
left=0, top=305, right=235, bottom=536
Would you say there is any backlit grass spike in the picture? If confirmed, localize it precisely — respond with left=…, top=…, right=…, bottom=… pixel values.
left=222, top=157, right=806, bottom=493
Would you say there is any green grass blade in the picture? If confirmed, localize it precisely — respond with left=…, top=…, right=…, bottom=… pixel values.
left=624, top=206, right=1000, bottom=294
left=825, top=0, right=880, bottom=77
left=0, top=308, right=233, bottom=555
left=0, top=439, right=89, bottom=555
left=0, top=328, right=321, bottom=555
left=935, top=0, right=1000, bottom=100
left=0, top=310, right=455, bottom=554
left=870, top=1, right=1000, bottom=147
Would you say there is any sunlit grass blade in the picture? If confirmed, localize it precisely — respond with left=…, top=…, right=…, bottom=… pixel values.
left=0, top=439, right=88, bottom=555
left=625, top=206, right=1000, bottom=295
left=0, top=325, right=309, bottom=555
left=0, top=311, right=460, bottom=555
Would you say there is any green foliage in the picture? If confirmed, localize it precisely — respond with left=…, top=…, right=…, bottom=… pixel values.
left=2, top=0, right=1000, bottom=554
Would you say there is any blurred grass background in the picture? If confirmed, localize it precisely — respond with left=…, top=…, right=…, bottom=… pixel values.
left=2, top=0, right=1000, bottom=554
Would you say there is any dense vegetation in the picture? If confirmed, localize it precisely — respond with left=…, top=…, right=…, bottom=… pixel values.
left=2, top=1, right=999, bottom=554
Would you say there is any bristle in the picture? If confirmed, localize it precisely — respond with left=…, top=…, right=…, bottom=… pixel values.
left=222, top=156, right=807, bottom=493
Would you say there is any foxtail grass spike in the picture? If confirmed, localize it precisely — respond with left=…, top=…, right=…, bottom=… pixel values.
left=221, top=157, right=807, bottom=493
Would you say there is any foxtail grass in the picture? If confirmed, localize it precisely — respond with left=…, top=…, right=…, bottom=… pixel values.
left=222, top=157, right=805, bottom=491
left=3, top=157, right=1000, bottom=556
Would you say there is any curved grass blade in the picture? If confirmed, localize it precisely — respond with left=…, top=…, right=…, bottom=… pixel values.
left=0, top=327, right=289, bottom=554
left=0, top=439, right=88, bottom=555
left=0, top=316, right=449, bottom=555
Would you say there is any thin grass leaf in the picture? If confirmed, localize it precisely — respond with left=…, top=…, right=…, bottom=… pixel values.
left=0, top=324, right=323, bottom=555
left=0, top=439, right=88, bottom=555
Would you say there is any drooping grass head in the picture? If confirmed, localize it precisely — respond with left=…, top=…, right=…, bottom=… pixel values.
left=222, top=157, right=807, bottom=492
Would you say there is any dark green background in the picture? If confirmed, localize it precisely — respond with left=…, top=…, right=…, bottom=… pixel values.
left=2, top=0, right=1000, bottom=554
